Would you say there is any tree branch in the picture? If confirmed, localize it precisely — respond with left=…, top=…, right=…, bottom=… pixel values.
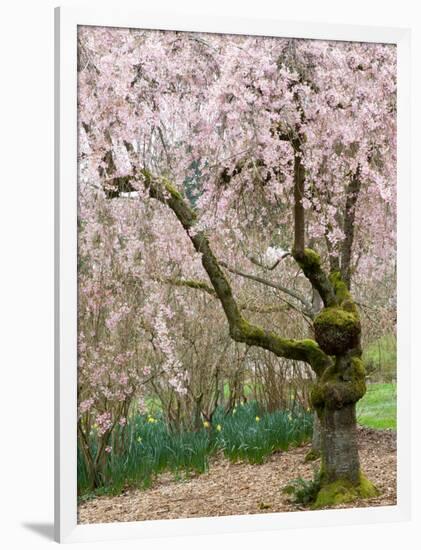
left=292, top=139, right=306, bottom=256
left=219, top=261, right=313, bottom=316
left=292, top=248, right=337, bottom=308
left=159, top=277, right=216, bottom=296
left=161, top=276, right=305, bottom=316
left=139, top=170, right=331, bottom=377
left=246, top=250, right=291, bottom=271
left=341, top=169, right=362, bottom=289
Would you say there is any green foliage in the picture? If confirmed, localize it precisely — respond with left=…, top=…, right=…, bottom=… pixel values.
left=283, top=470, right=378, bottom=509
left=78, top=401, right=313, bottom=498
left=78, top=414, right=214, bottom=498
left=282, top=471, right=322, bottom=505
left=212, top=402, right=313, bottom=465
left=356, top=382, right=397, bottom=430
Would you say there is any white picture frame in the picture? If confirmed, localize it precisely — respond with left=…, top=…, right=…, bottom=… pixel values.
left=54, top=6, right=411, bottom=543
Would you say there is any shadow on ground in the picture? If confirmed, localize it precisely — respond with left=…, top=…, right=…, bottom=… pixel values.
left=22, top=523, right=54, bottom=541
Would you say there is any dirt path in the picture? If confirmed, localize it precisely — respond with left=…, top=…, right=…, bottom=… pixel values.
left=78, top=427, right=396, bottom=524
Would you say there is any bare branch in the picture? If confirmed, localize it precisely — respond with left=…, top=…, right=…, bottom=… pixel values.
left=246, top=250, right=291, bottom=271
left=219, top=261, right=313, bottom=316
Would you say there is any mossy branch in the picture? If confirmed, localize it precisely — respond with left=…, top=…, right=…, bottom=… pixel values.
left=293, top=248, right=337, bottom=308
left=160, top=277, right=217, bottom=296
left=140, top=170, right=331, bottom=377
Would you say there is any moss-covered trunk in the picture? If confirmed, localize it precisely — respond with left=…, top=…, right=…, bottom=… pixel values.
left=309, top=273, right=378, bottom=507
left=313, top=399, right=378, bottom=508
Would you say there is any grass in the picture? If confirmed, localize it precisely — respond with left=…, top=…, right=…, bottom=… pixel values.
left=78, top=402, right=313, bottom=500
left=356, top=382, right=397, bottom=430
left=363, top=334, right=396, bottom=382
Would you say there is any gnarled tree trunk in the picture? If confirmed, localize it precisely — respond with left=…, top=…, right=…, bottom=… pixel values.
left=308, top=273, right=378, bottom=506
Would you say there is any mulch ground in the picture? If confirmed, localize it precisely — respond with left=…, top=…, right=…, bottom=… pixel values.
left=78, top=426, right=396, bottom=524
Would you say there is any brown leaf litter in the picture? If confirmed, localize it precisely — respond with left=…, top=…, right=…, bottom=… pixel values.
left=78, top=426, right=396, bottom=524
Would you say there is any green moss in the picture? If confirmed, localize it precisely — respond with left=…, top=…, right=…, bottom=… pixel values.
left=163, top=178, right=183, bottom=200
left=294, top=339, right=332, bottom=376
left=235, top=318, right=266, bottom=340
left=303, top=248, right=321, bottom=268
left=140, top=167, right=152, bottom=182
left=314, top=307, right=360, bottom=355
left=311, top=357, right=366, bottom=409
left=294, top=248, right=321, bottom=271
left=315, top=307, right=356, bottom=327
left=140, top=169, right=184, bottom=201
left=329, top=271, right=359, bottom=315
left=233, top=321, right=331, bottom=377
left=172, top=278, right=215, bottom=295
left=329, top=271, right=349, bottom=302
left=350, top=356, right=366, bottom=378
left=312, top=472, right=378, bottom=509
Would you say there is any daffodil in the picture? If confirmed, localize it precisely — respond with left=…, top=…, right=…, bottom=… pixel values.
left=203, top=420, right=210, bottom=428
left=147, top=416, right=156, bottom=423
left=255, top=416, right=260, bottom=422
left=216, top=424, right=222, bottom=432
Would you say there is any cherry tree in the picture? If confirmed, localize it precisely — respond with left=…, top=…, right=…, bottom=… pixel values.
left=77, top=26, right=396, bottom=505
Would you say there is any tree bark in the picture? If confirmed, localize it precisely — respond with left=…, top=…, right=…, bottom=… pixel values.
left=341, top=170, right=362, bottom=288
left=292, top=140, right=306, bottom=256
left=319, top=403, right=360, bottom=484
left=310, top=413, right=321, bottom=456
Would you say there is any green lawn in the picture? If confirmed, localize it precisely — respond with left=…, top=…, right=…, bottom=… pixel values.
left=356, top=382, right=396, bottom=430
